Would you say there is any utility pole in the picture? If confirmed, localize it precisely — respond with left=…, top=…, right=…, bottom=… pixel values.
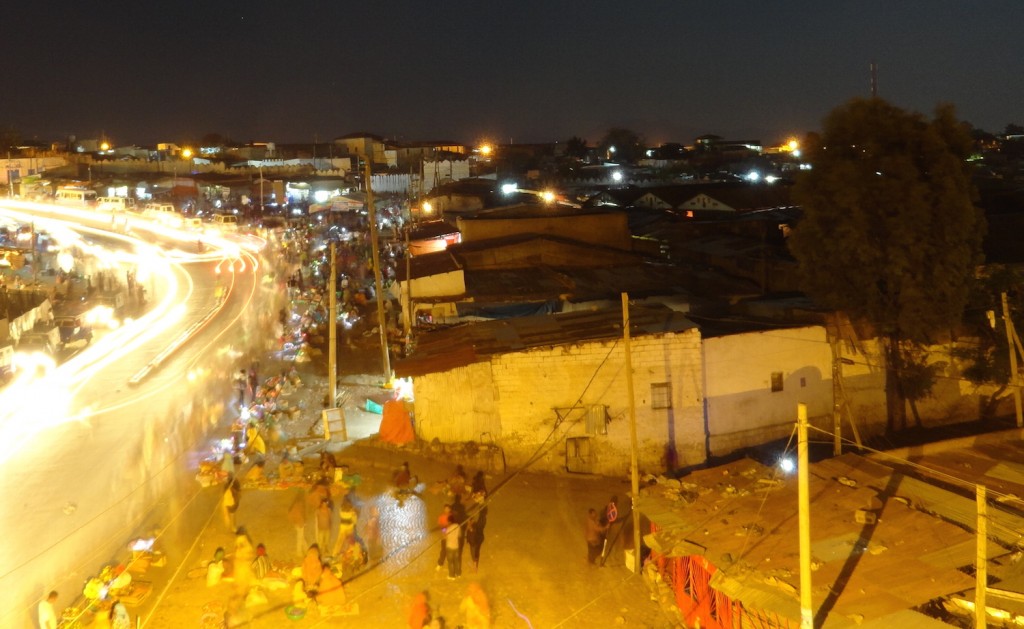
left=621, top=292, right=641, bottom=574
left=976, top=484, right=988, bottom=629
left=1002, top=292, right=1023, bottom=427
left=797, top=403, right=813, bottom=629
left=403, top=220, right=412, bottom=340
left=329, top=241, right=338, bottom=414
left=365, top=160, right=391, bottom=381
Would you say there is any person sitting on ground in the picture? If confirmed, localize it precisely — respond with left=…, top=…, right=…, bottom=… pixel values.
left=393, top=462, right=411, bottom=489
left=315, top=563, right=346, bottom=607
left=206, top=547, right=226, bottom=587
left=251, top=543, right=271, bottom=581
left=301, top=545, right=323, bottom=591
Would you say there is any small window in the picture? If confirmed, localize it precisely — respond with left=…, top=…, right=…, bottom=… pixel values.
left=771, top=372, right=784, bottom=392
left=651, top=382, right=672, bottom=409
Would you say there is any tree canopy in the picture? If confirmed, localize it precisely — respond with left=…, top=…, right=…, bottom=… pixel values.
left=790, top=98, right=984, bottom=342
left=789, top=98, right=986, bottom=430
left=598, top=128, right=645, bottom=163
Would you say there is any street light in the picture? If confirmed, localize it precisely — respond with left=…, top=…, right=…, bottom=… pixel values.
left=501, top=184, right=575, bottom=207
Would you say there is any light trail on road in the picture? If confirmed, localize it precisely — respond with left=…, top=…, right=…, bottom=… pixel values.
left=0, top=201, right=252, bottom=463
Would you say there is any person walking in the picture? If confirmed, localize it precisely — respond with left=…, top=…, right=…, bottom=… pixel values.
left=38, top=590, right=58, bottom=629
left=435, top=504, right=452, bottom=572
left=459, top=582, right=491, bottom=629
left=363, top=504, right=381, bottom=561
left=602, top=495, right=620, bottom=560
left=287, top=490, right=307, bottom=558
left=331, top=497, right=358, bottom=557
left=315, top=498, right=333, bottom=552
left=235, top=369, right=248, bottom=407
left=451, top=493, right=468, bottom=555
left=233, top=527, right=256, bottom=596
left=585, top=508, right=609, bottom=565
left=465, top=512, right=485, bottom=573
left=445, top=515, right=462, bottom=580
left=222, top=478, right=241, bottom=531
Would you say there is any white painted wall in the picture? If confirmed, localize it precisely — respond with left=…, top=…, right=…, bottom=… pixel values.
left=703, top=326, right=832, bottom=457
left=411, top=328, right=705, bottom=475
left=839, top=337, right=1005, bottom=434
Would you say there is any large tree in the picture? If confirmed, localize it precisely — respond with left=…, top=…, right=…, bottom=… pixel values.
left=789, top=98, right=986, bottom=432
left=598, top=128, right=645, bottom=163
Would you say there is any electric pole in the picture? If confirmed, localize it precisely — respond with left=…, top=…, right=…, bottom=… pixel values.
left=798, top=403, right=813, bottom=628
left=365, top=160, right=391, bottom=381
left=621, top=292, right=641, bottom=574
left=1002, top=292, right=1023, bottom=427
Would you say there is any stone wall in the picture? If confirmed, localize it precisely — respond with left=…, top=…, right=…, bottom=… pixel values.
left=412, top=328, right=705, bottom=476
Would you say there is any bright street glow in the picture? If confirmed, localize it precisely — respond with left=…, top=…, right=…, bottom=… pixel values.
left=611, top=171, right=623, bottom=183
left=779, top=457, right=795, bottom=474
left=501, top=183, right=518, bottom=195
left=540, top=190, right=556, bottom=203
left=479, top=144, right=492, bottom=156
left=745, top=171, right=760, bottom=182
left=421, top=201, right=433, bottom=214
left=765, top=175, right=779, bottom=184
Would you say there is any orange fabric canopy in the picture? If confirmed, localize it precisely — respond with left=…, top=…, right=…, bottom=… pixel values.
left=378, top=400, right=415, bottom=445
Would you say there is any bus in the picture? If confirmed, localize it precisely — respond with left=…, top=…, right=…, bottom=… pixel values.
left=55, top=188, right=97, bottom=206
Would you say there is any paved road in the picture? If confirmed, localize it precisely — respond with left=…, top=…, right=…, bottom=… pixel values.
left=0, top=203, right=282, bottom=624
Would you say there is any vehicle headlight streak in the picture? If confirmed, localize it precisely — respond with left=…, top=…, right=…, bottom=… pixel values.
left=0, top=205, right=193, bottom=463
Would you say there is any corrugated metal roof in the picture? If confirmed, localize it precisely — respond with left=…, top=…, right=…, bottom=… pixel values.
left=394, top=304, right=696, bottom=377
left=640, top=455, right=975, bottom=626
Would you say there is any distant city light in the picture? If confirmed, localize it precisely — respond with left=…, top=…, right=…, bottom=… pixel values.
left=540, top=190, right=556, bottom=203
left=478, top=144, right=492, bottom=156
left=611, top=171, right=623, bottom=183
left=765, top=175, right=779, bottom=184
left=501, top=183, right=518, bottom=195
left=181, top=148, right=193, bottom=159
left=745, top=171, right=760, bottom=182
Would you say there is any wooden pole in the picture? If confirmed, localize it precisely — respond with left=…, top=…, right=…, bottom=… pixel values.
left=327, top=241, right=338, bottom=432
left=798, top=403, right=814, bottom=628
left=621, top=292, right=641, bottom=574
left=365, top=161, right=391, bottom=381
left=977, top=484, right=988, bottom=629
left=1002, top=292, right=1023, bottom=427
left=829, top=324, right=842, bottom=456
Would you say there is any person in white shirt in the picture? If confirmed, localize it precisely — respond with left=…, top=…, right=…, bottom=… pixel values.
left=38, top=590, right=58, bottom=629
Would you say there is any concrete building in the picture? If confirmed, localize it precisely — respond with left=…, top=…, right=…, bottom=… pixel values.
left=395, top=305, right=706, bottom=475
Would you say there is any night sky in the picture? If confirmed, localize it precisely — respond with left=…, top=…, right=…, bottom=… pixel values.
left=3, top=1, right=1022, bottom=147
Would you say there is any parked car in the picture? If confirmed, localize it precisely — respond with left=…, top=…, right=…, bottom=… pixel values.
left=55, top=316, right=93, bottom=349
left=17, top=328, right=59, bottom=357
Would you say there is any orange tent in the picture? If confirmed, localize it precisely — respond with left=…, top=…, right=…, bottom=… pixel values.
left=378, top=400, right=415, bottom=445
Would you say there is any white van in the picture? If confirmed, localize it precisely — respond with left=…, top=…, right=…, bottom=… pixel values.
left=55, top=188, right=97, bottom=206
left=96, top=197, right=136, bottom=212
left=212, top=214, right=239, bottom=231
left=143, top=203, right=183, bottom=227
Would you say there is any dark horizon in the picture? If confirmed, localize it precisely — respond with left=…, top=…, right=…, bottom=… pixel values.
left=3, top=1, right=1023, bottom=148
